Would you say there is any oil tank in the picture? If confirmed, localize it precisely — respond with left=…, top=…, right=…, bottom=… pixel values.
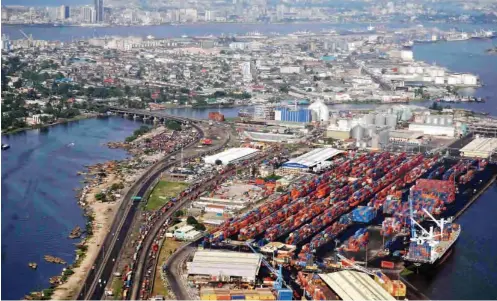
left=432, top=117, right=439, bottom=125
left=379, top=130, right=390, bottom=146
left=366, top=126, right=377, bottom=137
left=350, top=125, right=365, bottom=140
left=439, top=117, right=445, bottom=125
left=363, top=113, right=376, bottom=125
left=375, top=114, right=386, bottom=126
left=425, top=116, right=432, bottom=124
left=386, top=114, right=398, bottom=128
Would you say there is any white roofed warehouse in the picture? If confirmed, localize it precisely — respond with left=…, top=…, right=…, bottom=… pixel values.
left=280, top=147, right=344, bottom=174
left=460, top=137, right=497, bottom=159
left=203, top=148, right=260, bottom=165
left=187, top=250, right=262, bottom=283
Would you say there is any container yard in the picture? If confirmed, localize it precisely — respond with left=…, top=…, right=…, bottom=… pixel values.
left=195, top=148, right=497, bottom=301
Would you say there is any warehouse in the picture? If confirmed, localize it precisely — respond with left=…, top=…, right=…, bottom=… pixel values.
left=187, top=250, right=262, bottom=283
left=408, top=123, right=455, bottom=137
left=243, top=131, right=305, bottom=143
left=460, top=137, right=497, bottom=158
left=319, top=271, right=395, bottom=301
left=203, top=147, right=260, bottom=165
left=280, top=147, right=343, bottom=174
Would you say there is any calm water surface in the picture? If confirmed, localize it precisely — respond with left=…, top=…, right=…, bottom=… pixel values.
left=1, top=117, right=140, bottom=299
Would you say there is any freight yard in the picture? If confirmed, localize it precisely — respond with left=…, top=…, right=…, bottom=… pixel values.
left=100, top=107, right=497, bottom=301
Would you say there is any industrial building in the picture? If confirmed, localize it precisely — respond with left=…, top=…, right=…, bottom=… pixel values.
left=275, top=107, right=312, bottom=123
left=389, top=130, right=424, bottom=145
left=173, top=225, right=204, bottom=241
left=408, top=123, right=455, bottom=137
left=319, top=271, right=396, bottom=301
left=204, top=148, right=260, bottom=165
left=243, top=131, right=305, bottom=143
left=460, top=137, right=497, bottom=158
left=280, top=147, right=343, bottom=174
left=187, top=250, right=262, bottom=283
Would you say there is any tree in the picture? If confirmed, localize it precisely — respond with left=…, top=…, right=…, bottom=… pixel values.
left=95, top=192, right=106, bottom=201
left=187, top=216, right=198, bottom=225
left=13, top=79, right=23, bottom=89
left=194, top=223, right=206, bottom=231
left=174, top=210, right=184, bottom=217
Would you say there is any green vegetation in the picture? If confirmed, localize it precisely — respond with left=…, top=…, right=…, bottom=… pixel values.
left=400, top=268, right=414, bottom=276
left=112, top=277, right=124, bottom=300
left=264, top=174, right=282, bottom=181
left=187, top=216, right=198, bottom=225
left=174, top=210, right=184, bottom=217
left=95, top=192, right=107, bottom=202
left=165, top=120, right=182, bottom=131
left=125, top=125, right=151, bottom=142
left=276, top=186, right=285, bottom=192
left=145, top=180, right=188, bottom=211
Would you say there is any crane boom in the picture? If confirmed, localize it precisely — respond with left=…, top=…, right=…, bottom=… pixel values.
left=19, top=29, right=32, bottom=40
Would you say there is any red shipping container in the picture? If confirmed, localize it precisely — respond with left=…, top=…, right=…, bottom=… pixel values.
left=381, top=260, right=395, bottom=269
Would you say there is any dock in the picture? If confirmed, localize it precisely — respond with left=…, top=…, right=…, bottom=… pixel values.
left=454, top=174, right=497, bottom=220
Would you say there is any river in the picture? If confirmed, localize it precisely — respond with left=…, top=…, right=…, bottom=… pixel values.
left=2, top=26, right=497, bottom=299
left=1, top=117, right=141, bottom=300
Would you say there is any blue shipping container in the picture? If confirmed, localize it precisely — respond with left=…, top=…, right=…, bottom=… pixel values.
left=277, top=289, right=293, bottom=301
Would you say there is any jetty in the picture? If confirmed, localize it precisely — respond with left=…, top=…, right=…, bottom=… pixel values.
left=44, top=255, right=66, bottom=265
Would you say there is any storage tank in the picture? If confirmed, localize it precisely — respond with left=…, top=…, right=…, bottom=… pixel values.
left=439, top=117, right=445, bottom=125
left=425, top=116, right=432, bottom=124
left=400, top=108, right=413, bottom=121
left=363, top=113, right=376, bottom=125
left=366, top=126, right=377, bottom=137
left=446, top=118, right=453, bottom=125
left=386, top=114, right=397, bottom=128
left=375, top=114, right=386, bottom=126
left=432, top=117, right=439, bottom=125
left=309, top=99, right=330, bottom=122
left=379, top=130, right=390, bottom=146
left=350, top=125, right=365, bottom=140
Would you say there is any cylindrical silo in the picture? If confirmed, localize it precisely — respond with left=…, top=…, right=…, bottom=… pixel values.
left=439, top=116, right=446, bottom=125
left=432, top=117, right=439, bottom=125
left=426, top=116, right=432, bottom=124
left=379, top=130, right=390, bottom=145
left=366, top=126, right=377, bottom=138
left=350, top=124, right=365, bottom=140
left=375, top=114, right=386, bottom=126
left=386, top=114, right=397, bottom=128
left=363, top=113, right=376, bottom=125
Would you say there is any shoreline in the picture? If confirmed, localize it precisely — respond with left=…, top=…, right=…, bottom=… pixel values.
left=48, top=127, right=170, bottom=300
left=2, top=113, right=99, bottom=136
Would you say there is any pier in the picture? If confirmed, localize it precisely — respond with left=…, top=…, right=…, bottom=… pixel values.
left=454, top=173, right=497, bottom=220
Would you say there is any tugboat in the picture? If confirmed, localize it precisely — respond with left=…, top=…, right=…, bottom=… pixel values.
left=2, top=143, right=10, bottom=150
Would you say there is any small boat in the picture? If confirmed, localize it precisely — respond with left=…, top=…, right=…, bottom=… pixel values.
left=28, top=262, right=38, bottom=269
left=68, top=142, right=75, bottom=147
left=1, top=144, right=10, bottom=150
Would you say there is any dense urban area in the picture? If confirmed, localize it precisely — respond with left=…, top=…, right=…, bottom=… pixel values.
left=2, top=0, right=497, bottom=301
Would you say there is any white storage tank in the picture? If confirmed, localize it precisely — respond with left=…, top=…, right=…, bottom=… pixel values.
left=432, top=117, right=439, bottom=125
left=386, top=114, right=398, bottom=128
left=350, top=124, right=366, bottom=140
left=375, top=114, right=386, bottom=126
left=366, top=126, right=377, bottom=137
left=363, top=113, right=376, bottom=125
left=439, top=117, right=446, bottom=125
left=462, top=74, right=477, bottom=86
left=378, top=130, right=390, bottom=146
left=425, top=116, right=432, bottom=124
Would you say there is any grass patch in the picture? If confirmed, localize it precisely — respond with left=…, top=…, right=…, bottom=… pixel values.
left=400, top=268, right=414, bottom=276
left=145, top=180, right=188, bottom=211
left=151, top=239, right=184, bottom=297
left=112, top=277, right=123, bottom=300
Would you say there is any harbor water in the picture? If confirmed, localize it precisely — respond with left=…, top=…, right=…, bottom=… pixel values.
left=1, top=25, right=497, bottom=299
left=1, top=117, right=140, bottom=299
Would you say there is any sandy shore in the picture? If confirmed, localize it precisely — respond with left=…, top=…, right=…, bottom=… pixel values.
left=52, top=173, right=121, bottom=300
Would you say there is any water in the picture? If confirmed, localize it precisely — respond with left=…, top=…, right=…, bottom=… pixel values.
left=2, top=22, right=496, bottom=42
left=1, top=117, right=140, bottom=299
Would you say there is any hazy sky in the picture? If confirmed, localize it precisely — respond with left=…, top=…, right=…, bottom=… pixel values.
left=2, top=0, right=91, bottom=6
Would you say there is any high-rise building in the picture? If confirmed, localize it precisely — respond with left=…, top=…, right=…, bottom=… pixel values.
left=58, top=5, right=70, bottom=19
left=83, top=6, right=95, bottom=23
left=204, top=10, right=215, bottom=21
left=94, top=0, right=103, bottom=22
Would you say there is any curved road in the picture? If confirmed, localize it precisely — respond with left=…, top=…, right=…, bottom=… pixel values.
left=78, top=115, right=204, bottom=300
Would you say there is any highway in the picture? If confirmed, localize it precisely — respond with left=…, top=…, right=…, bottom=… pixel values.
left=78, top=114, right=204, bottom=300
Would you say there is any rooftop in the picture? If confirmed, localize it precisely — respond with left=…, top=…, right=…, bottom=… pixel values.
left=460, top=137, right=497, bottom=158
left=203, top=147, right=260, bottom=165
left=188, top=250, right=262, bottom=280
left=319, top=271, right=395, bottom=301
left=282, top=147, right=343, bottom=169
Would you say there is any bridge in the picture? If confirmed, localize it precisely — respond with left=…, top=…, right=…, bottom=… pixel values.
left=107, top=107, right=204, bottom=124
